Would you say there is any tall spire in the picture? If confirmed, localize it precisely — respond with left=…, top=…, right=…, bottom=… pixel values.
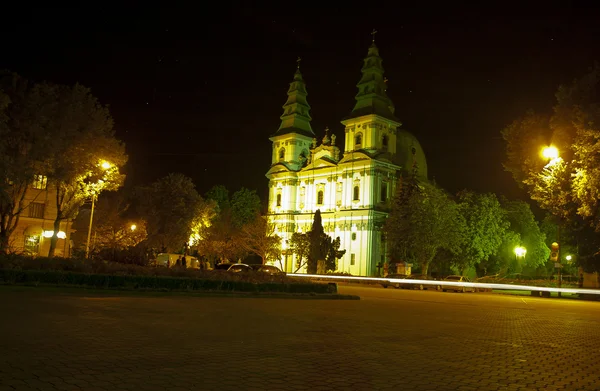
left=275, top=61, right=314, bottom=137
left=346, top=34, right=398, bottom=122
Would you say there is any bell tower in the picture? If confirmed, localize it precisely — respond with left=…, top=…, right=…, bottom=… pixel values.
left=341, top=31, right=401, bottom=158
left=269, top=58, right=315, bottom=171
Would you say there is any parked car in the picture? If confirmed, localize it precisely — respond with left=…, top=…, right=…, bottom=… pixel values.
left=213, top=263, right=253, bottom=273
left=400, top=274, right=442, bottom=291
left=251, top=264, right=285, bottom=275
left=381, top=274, right=408, bottom=288
left=226, top=263, right=254, bottom=273
left=442, top=275, right=477, bottom=292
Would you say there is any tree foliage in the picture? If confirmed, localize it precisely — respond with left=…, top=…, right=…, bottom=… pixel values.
left=501, top=199, right=550, bottom=270
left=230, top=187, right=261, bottom=229
left=385, top=182, right=465, bottom=275
left=288, top=210, right=345, bottom=274
left=239, top=215, right=281, bottom=265
left=72, top=192, right=147, bottom=258
left=196, top=185, right=261, bottom=263
left=0, top=73, right=56, bottom=253
left=290, top=232, right=310, bottom=272
left=452, top=191, right=509, bottom=273
left=40, top=83, right=127, bottom=256
left=136, top=173, right=209, bottom=253
left=502, top=66, right=600, bottom=270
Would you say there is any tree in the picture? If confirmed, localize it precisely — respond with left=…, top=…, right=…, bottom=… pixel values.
left=136, top=173, right=208, bottom=253
left=230, top=187, right=261, bottom=229
left=385, top=183, right=465, bottom=276
left=0, top=73, right=57, bottom=253
left=307, top=210, right=327, bottom=274
left=452, top=191, right=509, bottom=274
left=205, top=185, right=230, bottom=214
left=239, top=215, right=281, bottom=265
left=289, top=232, right=310, bottom=272
left=195, top=186, right=258, bottom=263
left=38, top=83, right=127, bottom=256
left=324, top=235, right=346, bottom=272
left=502, top=66, right=600, bottom=270
left=71, top=192, right=147, bottom=258
left=501, top=199, right=550, bottom=270
left=385, top=160, right=421, bottom=261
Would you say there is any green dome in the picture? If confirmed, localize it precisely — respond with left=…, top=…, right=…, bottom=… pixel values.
left=394, top=129, right=428, bottom=180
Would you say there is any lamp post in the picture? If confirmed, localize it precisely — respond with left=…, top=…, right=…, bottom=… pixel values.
left=542, top=146, right=562, bottom=296
left=85, top=193, right=97, bottom=259
left=85, top=160, right=112, bottom=259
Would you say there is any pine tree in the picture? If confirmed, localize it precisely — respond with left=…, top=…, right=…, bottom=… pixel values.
left=307, top=209, right=326, bottom=274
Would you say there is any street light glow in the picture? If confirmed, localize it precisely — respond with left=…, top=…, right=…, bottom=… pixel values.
left=514, top=246, right=527, bottom=257
left=566, top=255, right=572, bottom=261
left=542, top=146, right=559, bottom=160
left=100, top=161, right=112, bottom=170
left=130, top=224, right=137, bottom=231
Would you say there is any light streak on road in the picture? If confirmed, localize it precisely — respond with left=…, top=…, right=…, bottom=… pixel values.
left=288, top=273, right=600, bottom=295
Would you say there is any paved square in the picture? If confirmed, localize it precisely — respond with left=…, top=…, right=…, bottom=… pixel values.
left=1, top=285, right=599, bottom=390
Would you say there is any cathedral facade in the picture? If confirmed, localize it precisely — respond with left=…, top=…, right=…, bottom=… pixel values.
left=266, top=41, right=427, bottom=276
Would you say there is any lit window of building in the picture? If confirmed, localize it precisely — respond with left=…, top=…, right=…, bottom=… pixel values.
left=32, top=175, right=47, bottom=190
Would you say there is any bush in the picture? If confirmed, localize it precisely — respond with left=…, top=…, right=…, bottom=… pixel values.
left=0, top=254, right=334, bottom=293
left=0, top=269, right=333, bottom=293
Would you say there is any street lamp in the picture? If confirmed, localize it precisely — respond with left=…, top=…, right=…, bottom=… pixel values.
left=542, top=146, right=559, bottom=160
left=514, top=246, right=527, bottom=258
left=565, top=255, right=572, bottom=262
left=130, top=224, right=137, bottom=231
left=85, top=160, right=112, bottom=258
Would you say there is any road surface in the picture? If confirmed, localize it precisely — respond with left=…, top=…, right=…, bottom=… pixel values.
left=0, top=284, right=599, bottom=390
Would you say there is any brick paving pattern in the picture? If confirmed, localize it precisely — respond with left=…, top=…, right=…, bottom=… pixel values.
left=1, top=285, right=599, bottom=390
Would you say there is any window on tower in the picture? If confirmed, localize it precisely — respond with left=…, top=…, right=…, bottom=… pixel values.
left=279, top=148, right=285, bottom=160
left=380, top=181, right=388, bottom=202
left=355, top=133, right=362, bottom=149
left=353, top=185, right=360, bottom=201
left=382, top=135, right=389, bottom=151
left=276, top=193, right=282, bottom=207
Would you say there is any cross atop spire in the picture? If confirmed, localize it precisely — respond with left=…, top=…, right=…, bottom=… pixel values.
left=371, top=29, right=378, bottom=43
left=297, top=56, right=302, bottom=69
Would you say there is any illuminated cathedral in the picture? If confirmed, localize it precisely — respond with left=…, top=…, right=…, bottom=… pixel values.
left=266, top=38, right=427, bottom=276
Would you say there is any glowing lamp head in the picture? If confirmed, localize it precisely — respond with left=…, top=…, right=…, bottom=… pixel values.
left=542, top=146, right=559, bottom=160
left=566, top=255, right=572, bottom=261
left=514, top=246, right=527, bottom=257
left=100, top=161, right=112, bottom=170
left=130, top=224, right=137, bottom=231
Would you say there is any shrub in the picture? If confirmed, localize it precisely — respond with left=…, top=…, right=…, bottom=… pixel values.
left=0, top=254, right=334, bottom=293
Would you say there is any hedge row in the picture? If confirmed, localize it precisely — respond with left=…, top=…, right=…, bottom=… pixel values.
left=0, top=269, right=337, bottom=294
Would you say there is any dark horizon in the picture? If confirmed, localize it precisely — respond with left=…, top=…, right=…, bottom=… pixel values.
left=2, top=3, right=599, bottom=202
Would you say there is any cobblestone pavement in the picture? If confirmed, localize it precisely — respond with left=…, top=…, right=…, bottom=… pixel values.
left=1, top=285, right=600, bottom=391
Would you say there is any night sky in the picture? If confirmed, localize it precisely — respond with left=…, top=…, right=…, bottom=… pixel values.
left=2, top=3, right=599, bottom=203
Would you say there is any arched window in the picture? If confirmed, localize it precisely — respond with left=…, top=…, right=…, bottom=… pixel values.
left=276, top=193, right=282, bottom=207
left=382, top=135, right=389, bottom=151
left=317, top=190, right=324, bottom=205
left=353, top=185, right=360, bottom=201
left=279, top=148, right=285, bottom=160
left=355, top=133, right=362, bottom=148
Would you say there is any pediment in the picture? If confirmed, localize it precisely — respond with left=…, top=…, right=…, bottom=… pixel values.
left=338, top=150, right=373, bottom=164
left=266, top=163, right=292, bottom=176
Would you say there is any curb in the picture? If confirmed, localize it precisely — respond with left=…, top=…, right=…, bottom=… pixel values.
left=0, top=284, right=360, bottom=300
